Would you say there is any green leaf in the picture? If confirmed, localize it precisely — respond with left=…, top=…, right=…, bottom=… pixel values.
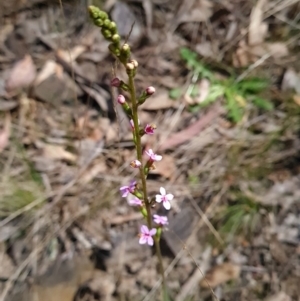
left=238, top=78, right=269, bottom=93
left=200, top=84, right=225, bottom=107
left=252, top=97, right=274, bottom=110
left=225, top=89, right=243, bottom=122
left=180, top=47, right=197, bottom=64
left=169, top=88, right=182, bottom=99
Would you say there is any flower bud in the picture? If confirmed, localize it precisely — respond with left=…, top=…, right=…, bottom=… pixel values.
left=98, top=10, right=108, bottom=20
left=103, top=19, right=111, bottom=29
left=109, top=22, right=118, bottom=34
left=120, top=44, right=131, bottom=63
left=117, top=95, right=126, bottom=104
left=130, top=160, right=142, bottom=168
left=130, top=59, right=138, bottom=68
left=101, top=28, right=112, bottom=39
left=146, top=86, right=155, bottom=95
left=126, top=62, right=135, bottom=70
left=111, top=34, right=120, bottom=44
left=108, top=43, right=120, bottom=56
left=111, top=77, right=121, bottom=87
left=94, top=18, right=103, bottom=27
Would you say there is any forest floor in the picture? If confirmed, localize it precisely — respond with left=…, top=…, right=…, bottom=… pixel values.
left=0, top=0, right=300, bottom=301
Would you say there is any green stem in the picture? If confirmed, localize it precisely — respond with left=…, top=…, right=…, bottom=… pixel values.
left=128, top=73, right=167, bottom=294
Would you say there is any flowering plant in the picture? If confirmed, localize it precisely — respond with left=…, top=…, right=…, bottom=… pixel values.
left=88, top=5, right=174, bottom=296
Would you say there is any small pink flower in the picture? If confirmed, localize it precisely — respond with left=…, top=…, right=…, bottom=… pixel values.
left=139, top=225, right=157, bottom=246
left=144, top=124, right=156, bottom=135
left=130, top=159, right=141, bottom=168
left=146, top=86, right=155, bottom=96
left=153, top=215, right=168, bottom=225
left=129, top=119, right=140, bottom=129
left=111, top=77, right=121, bottom=87
left=155, top=187, right=173, bottom=210
left=145, top=149, right=162, bottom=162
left=127, top=197, right=143, bottom=206
left=117, top=95, right=125, bottom=104
left=120, top=180, right=136, bottom=197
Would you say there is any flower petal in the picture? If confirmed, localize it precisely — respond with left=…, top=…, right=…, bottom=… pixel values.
left=160, top=187, right=166, bottom=195
left=166, top=193, right=174, bottom=201
left=139, top=236, right=147, bottom=244
left=140, top=225, right=149, bottom=234
left=163, top=200, right=171, bottom=210
left=149, top=228, right=157, bottom=236
left=147, top=236, right=154, bottom=246
left=154, top=155, right=162, bottom=161
left=155, top=195, right=162, bottom=203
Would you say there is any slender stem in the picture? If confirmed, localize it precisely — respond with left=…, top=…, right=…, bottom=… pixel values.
left=128, top=73, right=166, bottom=293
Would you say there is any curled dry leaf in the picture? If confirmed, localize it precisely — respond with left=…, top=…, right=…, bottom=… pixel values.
left=42, top=144, right=77, bottom=162
left=5, top=55, right=36, bottom=93
left=56, top=46, right=86, bottom=64
left=200, top=262, right=241, bottom=288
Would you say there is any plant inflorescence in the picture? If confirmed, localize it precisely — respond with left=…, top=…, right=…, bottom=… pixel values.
left=88, top=5, right=173, bottom=296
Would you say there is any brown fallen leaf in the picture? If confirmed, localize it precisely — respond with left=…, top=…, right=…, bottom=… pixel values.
left=42, top=144, right=77, bottom=162
left=200, top=262, right=241, bottom=288
left=5, top=55, right=36, bottom=93
left=79, top=162, right=107, bottom=185
left=159, top=105, right=223, bottom=151
left=176, top=0, right=212, bottom=25
left=265, top=292, right=291, bottom=301
left=248, top=0, right=268, bottom=45
left=150, top=154, right=176, bottom=179
left=0, top=114, right=11, bottom=153
left=56, top=46, right=86, bottom=64
left=140, top=90, right=175, bottom=110
left=0, top=100, right=18, bottom=111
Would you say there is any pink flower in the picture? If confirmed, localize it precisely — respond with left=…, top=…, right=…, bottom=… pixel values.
left=146, top=86, right=155, bottom=95
left=153, top=215, right=168, bottom=225
left=120, top=180, right=136, bottom=197
left=155, top=187, right=173, bottom=210
left=117, top=95, right=125, bottom=104
left=127, top=197, right=143, bottom=206
left=130, top=160, right=141, bottom=168
left=129, top=119, right=140, bottom=129
left=144, top=124, right=156, bottom=135
left=111, top=77, right=121, bottom=87
left=145, top=149, right=162, bottom=162
left=139, top=225, right=157, bottom=246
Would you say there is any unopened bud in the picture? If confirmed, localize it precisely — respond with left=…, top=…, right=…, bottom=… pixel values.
left=117, top=95, right=126, bottom=104
left=111, top=77, right=121, bottom=87
left=109, top=22, right=117, bottom=34
left=130, top=59, right=138, bottom=68
left=122, top=44, right=130, bottom=53
left=130, top=160, right=142, bottom=168
left=103, top=19, right=111, bottom=29
left=111, top=34, right=120, bottom=44
left=102, top=28, right=112, bottom=39
left=126, top=63, right=135, bottom=70
left=146, top=86, right=155, bottom=95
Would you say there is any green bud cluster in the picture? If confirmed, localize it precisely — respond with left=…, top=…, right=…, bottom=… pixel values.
left=88, top=6, right=131, bottom=64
